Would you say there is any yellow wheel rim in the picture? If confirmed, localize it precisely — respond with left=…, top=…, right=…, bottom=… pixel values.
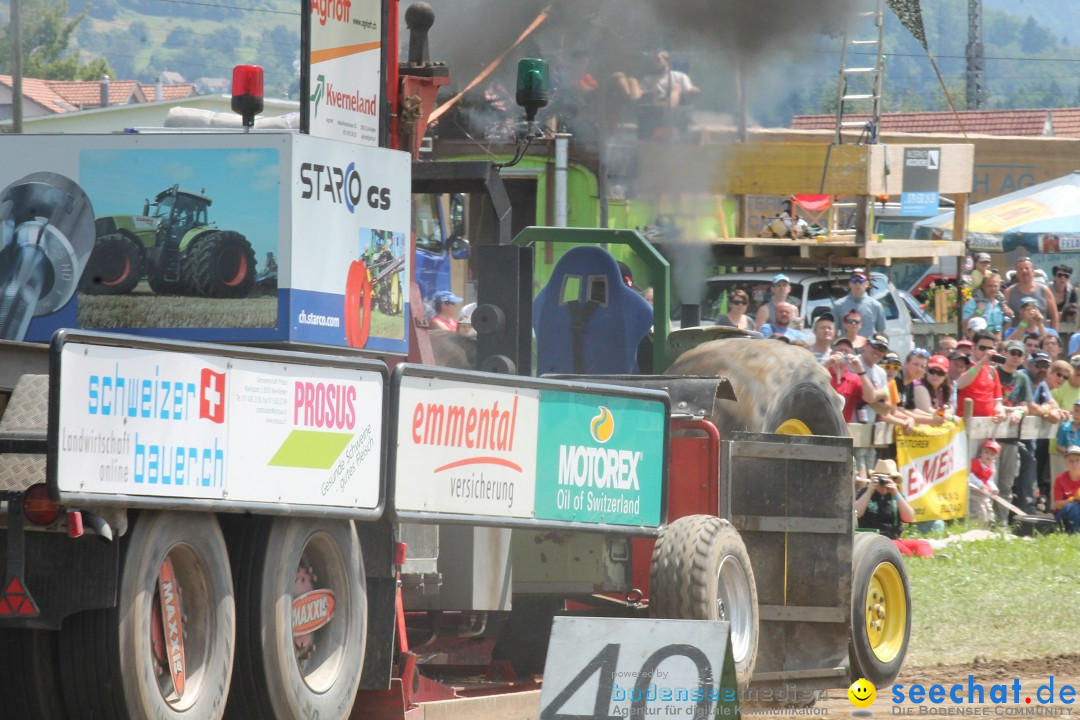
left=776, top=419, right=812, bottom=435
left=865, top=561, right=906, bottom=663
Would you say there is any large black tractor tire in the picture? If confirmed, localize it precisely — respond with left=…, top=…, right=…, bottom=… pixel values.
left=183, top=231, right=257, bottom=299
left=849, top=532, right=911, bottom=686
left=225, top=516, right=367, bottom=720
left=666, top=337, right=847, bottom=436
left=79, top=233, right=144, bottom=295
left=0, top=628, right=67, bottom=720
left=58, top=511, right=235, bottom=720
left=649, top=515, right=759, bottom=689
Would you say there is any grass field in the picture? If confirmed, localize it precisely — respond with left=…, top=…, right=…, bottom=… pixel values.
left=78, top=283, right=277, bottom=329
left=905, top=531, right=1080, bottom=667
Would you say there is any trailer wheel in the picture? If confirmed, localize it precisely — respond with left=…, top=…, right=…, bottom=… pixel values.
left=666, top=338, right=846, bottom=436
left=0, top=628, right=67, bottom=719
left=650, top=515, right=758, bottom=688
left=59, top=511, right=234, bottom=720
left=849, top=533, right=910, bottom=685
left=80, top=233, right=143, bottom=295
left=227, top=516, right=366, bottom=720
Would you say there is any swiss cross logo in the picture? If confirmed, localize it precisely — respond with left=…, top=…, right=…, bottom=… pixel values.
left=199, top=369, right=226, bottom=424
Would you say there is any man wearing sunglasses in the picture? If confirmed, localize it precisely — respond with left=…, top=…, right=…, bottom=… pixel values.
left=956, top=331, right=1006, bottom=422
left=994, top=340, right=1040, bottom=518
left=832, top=271, right=885, bottom=340
left=1024, top=351, right=1061, bottom=508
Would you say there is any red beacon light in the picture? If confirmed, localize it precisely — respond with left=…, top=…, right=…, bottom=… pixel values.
left=23, top=484, right=60, bottom=526
left=231, top=64, right=264, bottom=129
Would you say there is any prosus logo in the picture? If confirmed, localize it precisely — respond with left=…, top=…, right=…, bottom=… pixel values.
left=292, top=589, right=336, bottom=636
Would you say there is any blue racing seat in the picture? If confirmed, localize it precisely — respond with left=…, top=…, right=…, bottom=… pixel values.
left=534, top=246, right=653, bottom=375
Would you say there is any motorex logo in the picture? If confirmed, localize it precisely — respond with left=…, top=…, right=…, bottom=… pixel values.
left=310, top=75, right=325, bottom=119
left=590, top=406, right=614, bottom=443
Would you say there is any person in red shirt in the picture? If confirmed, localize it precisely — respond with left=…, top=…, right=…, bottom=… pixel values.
left=956, top=331, right=1006, bottom=420
left=430, top=290, right=462, bottom=332
left=969, top=439, right=1000, bottom=525
left=1053, top=445, right=1080, bottom=533
left=823, top=339, right=877, bottom=422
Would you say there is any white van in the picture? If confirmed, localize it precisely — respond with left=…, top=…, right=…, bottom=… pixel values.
left=684, top=270, right=931, bottom=358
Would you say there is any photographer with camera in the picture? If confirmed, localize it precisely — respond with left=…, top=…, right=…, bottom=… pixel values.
left=855, top=459, right=932, bottom=557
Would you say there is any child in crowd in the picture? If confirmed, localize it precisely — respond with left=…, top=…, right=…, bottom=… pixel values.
left=1056, top=399, right=1080, bottom=453
left=1052, top=445, right=1080, bottom=533
left=968, top=439, right=1000, bottom=526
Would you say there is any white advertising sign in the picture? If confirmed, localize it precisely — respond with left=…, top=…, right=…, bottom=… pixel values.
left=308, top=0, right=383, bottom=146
left=56, top=343, right=383, bottom=510
left=290, top=135, right=412, bottom=355
left=394, top=375, right=540, bottom=518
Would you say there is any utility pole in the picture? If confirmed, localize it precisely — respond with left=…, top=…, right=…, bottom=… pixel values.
left=965, top=0, right=985, bottom=110
left=11, top=0, right=24, bottom=132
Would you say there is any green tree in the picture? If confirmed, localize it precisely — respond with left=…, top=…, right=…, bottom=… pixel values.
left=1019, top=15, right=1056, bottom=55
left=0, top=0, right=113, bottom=80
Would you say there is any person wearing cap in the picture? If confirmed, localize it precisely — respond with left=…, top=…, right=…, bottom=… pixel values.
left=855, top=460, right=932, bottom=557
left=1023, top=350, right=1061, bottom=505
left=1051, top=264, right=1077, bottom=324
left=808, top=311, right=837, bottom=362
left=924, top=354, right=956, bottom=414
left=1004, top=257, right=1058, bottom=330
left=759, top=301, right=806, bottom=344
left=963, top=271, right=1008, bottom=336
left=755, top=274, right=793, bottom=329
left=1052, top=445, right=1080, bottom=533
left=457, top=302, right=477, bottom=338
left=832, top=270, right=885, bottom=340
left=823, top=340, right=876, bottom=422
left=970, top=252, right=994, bottom=294
left=968, top=439, right=1001, bottom=527
left=965, top=315, right=989, bottom=340
left=858, top=335, right=916, bottom=437
left=994, top=338, right=1039, bottom=518
left=430, top=289, right=463, bottom=332
left=948, top=350, right=972, bottom=385
left=1004, top=297, right=1058, bottom=341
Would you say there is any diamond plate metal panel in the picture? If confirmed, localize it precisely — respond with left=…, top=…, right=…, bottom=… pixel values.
left=0, top=375, right=49, bottom=492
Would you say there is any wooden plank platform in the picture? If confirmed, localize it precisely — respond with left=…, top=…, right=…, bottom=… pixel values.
left=656, top=236, right=966, bottom=266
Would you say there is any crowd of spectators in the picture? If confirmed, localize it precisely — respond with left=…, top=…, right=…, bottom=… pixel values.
left=740, top=255, right=1080, bottom=536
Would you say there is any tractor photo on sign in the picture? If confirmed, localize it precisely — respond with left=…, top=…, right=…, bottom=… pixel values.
left=75, top=146, right=279, bottom=330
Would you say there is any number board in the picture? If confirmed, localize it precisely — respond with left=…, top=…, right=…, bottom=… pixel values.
left=538, top=617, right=740, bottom=720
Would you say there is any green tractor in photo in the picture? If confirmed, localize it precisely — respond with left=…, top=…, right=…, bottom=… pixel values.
left=80, top=185, right=257, bottom=298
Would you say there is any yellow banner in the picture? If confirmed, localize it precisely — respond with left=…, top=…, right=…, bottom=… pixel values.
left=896, top=421, right=969, bottom=522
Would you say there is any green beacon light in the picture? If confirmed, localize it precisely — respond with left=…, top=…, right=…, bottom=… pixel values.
left=515, top=58, right=549, bottom=123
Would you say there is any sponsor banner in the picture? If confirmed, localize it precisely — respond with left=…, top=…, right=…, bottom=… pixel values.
left=393, top=373, right=667, bottom=528
left=291, top=136, right=411, bottom=354
left=308, top=0, right=382, bottom=146
left=56, top=342, right=383, bottom=509
left=535, top=391, right=665, bottom=527
left=898, top=421, right=968, bottom=522
left=901, top=147, right=941, bottom=217
left=394, top=376, right=540, bottom=518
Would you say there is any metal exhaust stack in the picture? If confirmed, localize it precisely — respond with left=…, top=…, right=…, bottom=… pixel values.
left=681, top=304, right=700, bottom=329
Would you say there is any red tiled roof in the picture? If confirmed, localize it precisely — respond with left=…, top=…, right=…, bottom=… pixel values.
left=138, top=83, right=198, bottom=101
left=46, top=80, right=142, bottom=109
left=0, top=75, right=76, bottom=114
left=792, top=108, right=1080, bottom=138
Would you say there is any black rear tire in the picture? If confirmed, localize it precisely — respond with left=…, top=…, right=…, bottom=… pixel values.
left=226, top=516, right=366, bottom=720
left=849, top=533, right=911, bottom=686
left=58, top=511, right=235, bottom=720
left=649, top=515, right=759, bottom=688
left=666, top=337, right=847, bottom=436
left=183, top=231, right=256, bottom=298
left=80, top=233, right=143, bottom=295
left=0, top=628, right=67, bottom=719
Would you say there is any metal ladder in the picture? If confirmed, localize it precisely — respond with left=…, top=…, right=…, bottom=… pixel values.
left=833, top=0, right=886, bottom=145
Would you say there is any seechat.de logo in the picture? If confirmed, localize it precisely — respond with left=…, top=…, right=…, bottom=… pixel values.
left=590, top=406, right=614, bottom=444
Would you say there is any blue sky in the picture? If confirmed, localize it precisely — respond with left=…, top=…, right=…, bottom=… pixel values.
left=79, top=148, right=280, bottom=259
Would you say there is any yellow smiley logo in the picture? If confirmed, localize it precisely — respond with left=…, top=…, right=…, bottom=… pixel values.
left=848, top=678, right=877, bottom=708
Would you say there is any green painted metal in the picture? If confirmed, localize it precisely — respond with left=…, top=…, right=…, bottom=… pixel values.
left=513, top=226, right=670, bottom=372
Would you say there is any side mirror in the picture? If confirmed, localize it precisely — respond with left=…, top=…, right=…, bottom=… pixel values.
left=450, top=237, right=471, bottom=260
left=449, top=193, right=466, bottom=240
